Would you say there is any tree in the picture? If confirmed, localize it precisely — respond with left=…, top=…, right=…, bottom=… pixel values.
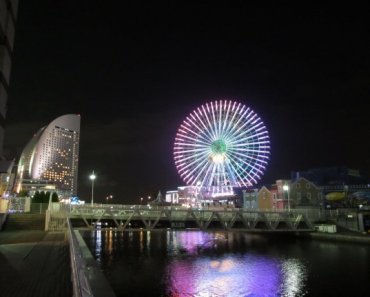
left=51, top=192, right=59, bottom=202
left=33, top=191, right=42, bottom=203
left=44, top=191, right=51, bottom=203
left=39, top=191, right=46, bottom=203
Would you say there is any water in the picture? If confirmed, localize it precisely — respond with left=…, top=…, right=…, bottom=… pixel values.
left=81, top=230, right=370, bottom=297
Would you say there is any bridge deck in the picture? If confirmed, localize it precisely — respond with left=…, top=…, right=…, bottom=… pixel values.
left=49, top=205, right=315, bottom=232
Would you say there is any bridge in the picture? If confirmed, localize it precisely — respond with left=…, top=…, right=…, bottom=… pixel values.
left=47, top=204, right=315, bottom=232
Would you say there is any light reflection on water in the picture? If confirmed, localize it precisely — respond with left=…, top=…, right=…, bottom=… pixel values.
left=165, top=232, right=306, bottom=297
left=82, top=230, right=370, bottom=297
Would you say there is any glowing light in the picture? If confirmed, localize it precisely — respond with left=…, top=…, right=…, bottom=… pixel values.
left=212, top=153, right=225, bottom=164
left=174, top=99, right=270, bottom=196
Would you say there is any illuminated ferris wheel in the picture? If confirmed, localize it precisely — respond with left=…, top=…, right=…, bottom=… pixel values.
left=173, top=100, right=270, bottom=197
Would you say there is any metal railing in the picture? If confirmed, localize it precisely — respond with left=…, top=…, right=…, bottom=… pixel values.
left=67, top=218, right=93, bottom=297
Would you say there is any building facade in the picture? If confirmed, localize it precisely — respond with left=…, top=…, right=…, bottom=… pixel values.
left=242, top=188, right=258, bottom=210
left=0, top=0, right=18, bottom=156
left=257, top=186, right=273, bottom=210
left=16, top=114, right=80, bottom=198
left=290, top=177, right=321, bottom=208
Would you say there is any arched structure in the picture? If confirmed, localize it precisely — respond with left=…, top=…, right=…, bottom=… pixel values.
left=16, top=114, right=80, bottom=198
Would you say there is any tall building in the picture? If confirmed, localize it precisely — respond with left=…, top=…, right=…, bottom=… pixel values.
left=0, top=0, right=18, bottom=156
left=16, top=114, right=80, bottom=198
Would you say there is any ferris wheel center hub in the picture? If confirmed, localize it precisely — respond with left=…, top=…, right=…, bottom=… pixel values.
left=211, top=139, right=227, bottom=153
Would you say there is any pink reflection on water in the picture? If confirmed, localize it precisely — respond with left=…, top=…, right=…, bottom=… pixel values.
left=166, top=255, right=282, bottom=297
left=164, top=231, right=305, bottom=296
left=176, top=231, right=215, bottom=254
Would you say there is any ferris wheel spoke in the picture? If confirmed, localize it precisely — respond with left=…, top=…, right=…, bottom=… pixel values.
left=191, top=159, right=213, bottom=186
left=231, top=150, right=269, bottom=166
left=217, top=100, right=224, bottom=139
left=225, top=158, right=253, bottom=187
left=182, top=157, right=211, bottom=184
left=175, top=149, right=209, bottom=166
left=220, top=100, right=232, bottom=137
left=202, top=104, right=218, bottom=140
left=206, top=163, right=218, bottom=188
left=230, top=124, right=268, bottom=145
left=181, top=121, right=212, bottom=144
left=230, top=152, right=266, bottom=175
left=224, top=111, right=256, bottom=141
left=174, top=151, right=209, bottom=167
left=223, top=110, right=252, bottom=142
left=210, top=102, right=220, bottom=138
left=232, top=140, right=270, bottom=148
left=231, top=130, right=269, bottom=145
left=224, top=101, right=240, bottom=134
left=229, top=157, right=259, bottom=185
left=228, top=149, right=264, bottom=178
left=177, top=157, right=210, bottom=180
left=185, top=115, right=214, bottom=143
left=193, top=108, right=215, bottom=142
left=175, top=135, right=210, bottom=147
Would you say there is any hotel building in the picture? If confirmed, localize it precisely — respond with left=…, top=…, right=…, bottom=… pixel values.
left=16, top=114, right=80, bottom=198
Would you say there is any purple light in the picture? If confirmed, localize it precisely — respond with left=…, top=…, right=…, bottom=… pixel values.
left=173, top=100, right=271, bottom=193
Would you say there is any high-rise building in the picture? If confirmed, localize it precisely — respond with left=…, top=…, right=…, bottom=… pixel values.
left=16, top=114, right=80, bottom=198
left=0, top=0, right=18, bottom=156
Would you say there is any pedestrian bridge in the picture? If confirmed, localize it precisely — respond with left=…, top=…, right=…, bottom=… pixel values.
left=47, top=204, right=315, bottom=232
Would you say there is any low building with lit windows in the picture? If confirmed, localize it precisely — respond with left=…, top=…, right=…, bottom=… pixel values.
left=15, top=114, right=80, bottom=199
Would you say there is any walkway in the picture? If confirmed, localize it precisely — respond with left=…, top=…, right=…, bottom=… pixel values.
left=0, top=231, right=72, bottom=297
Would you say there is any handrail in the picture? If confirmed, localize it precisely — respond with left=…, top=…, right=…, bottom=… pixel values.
left=67, top=218, right=93, bottom=297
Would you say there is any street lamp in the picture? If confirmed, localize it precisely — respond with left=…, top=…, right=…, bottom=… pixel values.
left=89, top=171, right=96, bottom=206
left=283, top=184, right=290, bottom=212
left=140, top=197, right=143, bottom=205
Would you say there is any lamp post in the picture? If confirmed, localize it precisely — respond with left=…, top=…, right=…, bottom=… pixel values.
left=140, top=197, right=143, bottom=205
left=283, top=184, right=290, bottom=212
left=90, top=171, right=96, bottom=206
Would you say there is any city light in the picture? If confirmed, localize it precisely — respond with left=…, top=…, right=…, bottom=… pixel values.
left=90, top=171, right=96, bottom=206
left=106, top=194, right=113, bottom=203
left=283, top=184, right=290, bottom=212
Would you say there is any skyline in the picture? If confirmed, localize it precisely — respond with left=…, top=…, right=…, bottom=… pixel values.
left=4, top=2, right=370, bottom=203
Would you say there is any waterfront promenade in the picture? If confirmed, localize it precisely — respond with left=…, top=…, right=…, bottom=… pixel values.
left=0, top=231, right=72, bottom=297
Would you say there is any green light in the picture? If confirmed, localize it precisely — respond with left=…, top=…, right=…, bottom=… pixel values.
left=211, top=139, right=227, bottom=154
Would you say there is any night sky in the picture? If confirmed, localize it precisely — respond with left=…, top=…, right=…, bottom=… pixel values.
left=4, top=1, right=370, bottom=204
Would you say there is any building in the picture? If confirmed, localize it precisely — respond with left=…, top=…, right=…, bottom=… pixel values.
left=0, top=0, right=18, bottom=156
left=16, top=114, right=80, bottom=198
left=290, top=177, right=321, bottom=208
left=165, top=190, right=179, bottom=205
left=242, top=188, right=258, bottom=209
left=291, top=166, right=368, bottom=186
left=257, top=186, right=273, bottom=210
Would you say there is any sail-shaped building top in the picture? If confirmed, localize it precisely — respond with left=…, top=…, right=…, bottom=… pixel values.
left=16, top=114, right=80, bottom=198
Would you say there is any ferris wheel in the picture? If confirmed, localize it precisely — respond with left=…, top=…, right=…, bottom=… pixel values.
left=173, top=100, right=270, bottom=197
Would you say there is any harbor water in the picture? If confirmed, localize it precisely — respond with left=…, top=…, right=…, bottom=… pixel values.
left=81, top=230, right=370, bottom=297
